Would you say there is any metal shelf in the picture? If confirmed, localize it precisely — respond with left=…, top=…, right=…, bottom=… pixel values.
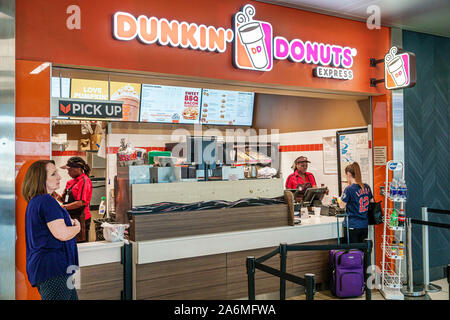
left=380, top=241, right=404, bottom=260
left=382, top=209, right=405, bottom=231
left=381, top=160, right=406, bottom=299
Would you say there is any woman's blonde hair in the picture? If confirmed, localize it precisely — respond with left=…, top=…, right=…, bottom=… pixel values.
left=22, top=160, right=55, bottom=202
left=345, top=162, right=364, bottom=190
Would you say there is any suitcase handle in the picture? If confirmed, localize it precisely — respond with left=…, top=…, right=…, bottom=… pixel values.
left=336, top=214, right=350, bottom=244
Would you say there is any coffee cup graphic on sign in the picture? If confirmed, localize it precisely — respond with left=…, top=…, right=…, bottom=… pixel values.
left=236, top=5, right=269, bottom=70
left=385, top=47, right=407, bottom=87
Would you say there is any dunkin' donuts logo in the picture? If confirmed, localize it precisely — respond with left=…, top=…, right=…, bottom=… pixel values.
left=112, top=4, right=357, bottom=77
left=60, top=103, right=71, bottom=114
left=233, top=4, right=273, bottom=71
left=384, top=46, right=416, bottom=90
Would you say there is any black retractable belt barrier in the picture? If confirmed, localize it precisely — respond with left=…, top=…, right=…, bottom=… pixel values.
left=247, top=240, right=372, bottom=300
left=410, top=219, right=450, bottom=229
left=421, top=207, right=450, bottom=293
left=427, top=208, right=450, bottom=215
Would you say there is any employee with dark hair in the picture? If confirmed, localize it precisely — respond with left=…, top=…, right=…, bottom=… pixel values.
left=339, top=162, right=374, bottom=243
left=22, top=160, right=80, bottom=300
left=53, top=157, right=93, bottom=242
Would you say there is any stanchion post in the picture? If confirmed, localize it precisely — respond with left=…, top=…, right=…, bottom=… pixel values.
left=422, top=207, right=429, bottom=289
left=401, top=218, right=425, bottom=297
left=365, top=239, right=373, bottom=301
left=280, top=243, right=287, bottom=300
left=447, top=264, right=450, bottom=301
left=422, top=207, right=442, bottom=293
left=246, top=256, right=256, bottom=300
left=305, top=273, right=315, bottom=300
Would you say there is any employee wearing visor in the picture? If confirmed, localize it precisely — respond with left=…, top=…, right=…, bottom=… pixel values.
left=285, top=156, right=317, bottom=190
left=53, top=157, right=93, bottom=242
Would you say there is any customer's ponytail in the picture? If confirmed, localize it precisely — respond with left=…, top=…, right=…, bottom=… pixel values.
left=345, top=162, right=364, bottom=190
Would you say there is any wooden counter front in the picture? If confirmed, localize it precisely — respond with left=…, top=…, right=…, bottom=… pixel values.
left=130, top=203, right=289, bottom=241
left=129, top=179, right=292, bottom=242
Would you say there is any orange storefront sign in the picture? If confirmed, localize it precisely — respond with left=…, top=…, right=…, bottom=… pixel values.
left=17, top=0, right=389, bottom=95
left=14, top=0, right=393, bottom=299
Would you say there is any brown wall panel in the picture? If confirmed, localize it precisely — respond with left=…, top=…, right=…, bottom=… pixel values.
left=134, top=239, right=337, bottom=300
left=78, top=263, right=123, bottom=300
left=253, top=94, right=370, bottom=133
left=132, top=204, right=288, bottom=241
left=136, top=254, right=226, bottom=282
left=136, top=268, right=227, bottom=300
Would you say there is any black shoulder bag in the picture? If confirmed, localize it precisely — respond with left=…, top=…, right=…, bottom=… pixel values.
left=368, top=201, right=383, bottom=225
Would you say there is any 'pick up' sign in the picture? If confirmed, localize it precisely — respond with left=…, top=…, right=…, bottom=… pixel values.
left=58, top=100, right=123, bottom=119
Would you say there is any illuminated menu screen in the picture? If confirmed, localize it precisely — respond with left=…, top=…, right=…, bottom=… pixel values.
left=51, top=77, right=71, bottom=98
left=200, top=89, right=254, bottom=126
left=139, top=84, right=202, bottom=124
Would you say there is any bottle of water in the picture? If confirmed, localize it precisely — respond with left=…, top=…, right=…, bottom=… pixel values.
left=389, top=179, right=398, bottom=201
left=398, top=179, right=407, bottom=201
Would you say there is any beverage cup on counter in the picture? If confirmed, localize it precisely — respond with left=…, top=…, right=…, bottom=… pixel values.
left=313, top=207, right=321, bottom=217
left=238, top=22, right=269, bottom=69
left=300, top=207, right=309, bottom=220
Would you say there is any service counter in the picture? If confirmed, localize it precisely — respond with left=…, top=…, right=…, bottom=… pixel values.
left=77, top=215, right=342, bottom=300
left=76, top=241, right=125, bottom=300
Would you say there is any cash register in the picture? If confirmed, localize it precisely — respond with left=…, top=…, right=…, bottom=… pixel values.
left=286, top=187, right=327, bottom=224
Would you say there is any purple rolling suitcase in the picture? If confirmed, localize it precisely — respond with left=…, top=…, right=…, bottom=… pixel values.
left=330, top=214, right=365, bottom=298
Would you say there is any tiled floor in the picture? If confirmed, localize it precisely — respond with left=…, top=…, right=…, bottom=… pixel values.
left=288, top=279, right=448, bottom=301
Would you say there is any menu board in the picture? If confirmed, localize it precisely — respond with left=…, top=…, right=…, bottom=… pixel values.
left=200, top=89, right=254, bottom=126
left=71, top=79, right=109, bottom=100
left=51, top=77, right=70, bottom=98
left=110, top=82, right=141, bottom=122
left=139, top=84, right=201, bottom=124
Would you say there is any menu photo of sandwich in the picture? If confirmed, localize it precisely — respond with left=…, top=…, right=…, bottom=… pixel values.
left=182, top=107, right=199, bottom=120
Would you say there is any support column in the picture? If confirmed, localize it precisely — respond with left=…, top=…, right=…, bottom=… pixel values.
left=0, top=0, right=15, bottom=300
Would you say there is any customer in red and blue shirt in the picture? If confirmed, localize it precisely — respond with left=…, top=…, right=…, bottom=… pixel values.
left=22, top=160, right=80, bottom=300
left=339, top=162, right=374, bottom=243
left=285, top=156, right=317, bottom=190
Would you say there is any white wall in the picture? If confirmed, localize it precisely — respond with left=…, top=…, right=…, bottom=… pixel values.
left=104, top=126, right=368, bottom=207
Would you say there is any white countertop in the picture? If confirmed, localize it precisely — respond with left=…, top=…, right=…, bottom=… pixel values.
left=77, top=215, right=343, bottom=267
left=136, top=215, right=342, bottom=264
left=77, top=240, right=125, bottom=267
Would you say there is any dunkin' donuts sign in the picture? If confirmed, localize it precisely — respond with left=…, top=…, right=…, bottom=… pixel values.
left=113, top=4, right=357, bottom=80
left=384, top=46, right=416, bottom=90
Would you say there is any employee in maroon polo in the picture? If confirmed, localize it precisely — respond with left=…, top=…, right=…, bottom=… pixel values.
left=285, top=156, right=317, bottom=190
left=54, top=157, right=93, bottom=242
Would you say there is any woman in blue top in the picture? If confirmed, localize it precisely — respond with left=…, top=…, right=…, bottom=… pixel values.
left=339, top=162, right=374, bottom=243
left=22, top=160, right=80, bottom=300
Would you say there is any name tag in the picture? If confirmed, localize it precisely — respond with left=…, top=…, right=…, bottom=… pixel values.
left=65, top=194, right=69, bottom=203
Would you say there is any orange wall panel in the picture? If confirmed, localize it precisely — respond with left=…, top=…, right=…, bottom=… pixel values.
left=372, top=94, right=393, bottom=269
left=16, top=0, right=390, bottom=95
left=15, top=60, right=51, bottom=300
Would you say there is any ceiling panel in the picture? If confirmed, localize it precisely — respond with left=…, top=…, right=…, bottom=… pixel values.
left=255, top=0, right=450, bottom=38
